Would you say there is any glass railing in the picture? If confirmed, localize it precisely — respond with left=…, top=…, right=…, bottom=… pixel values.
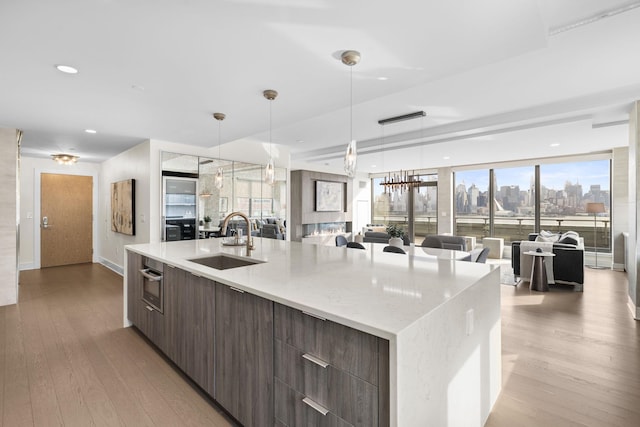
left=454, top=215, right=610, bottom=251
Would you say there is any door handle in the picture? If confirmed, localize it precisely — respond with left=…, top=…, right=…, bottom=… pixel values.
left=42, top=216, right=51, bottom=229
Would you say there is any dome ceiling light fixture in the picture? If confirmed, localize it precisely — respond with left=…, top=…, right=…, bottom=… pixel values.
left=213, top=112, right=226, bottom=190
left=51, top=153, right=79, bottom=165
left=341, top=50, right=360, bottom=179
left=263, top=89, right=278, bottom=185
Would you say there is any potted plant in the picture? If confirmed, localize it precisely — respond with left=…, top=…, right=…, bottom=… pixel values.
left=204, top=215, right=212, bottom=228
left=386, top=224, right=405, bottom=248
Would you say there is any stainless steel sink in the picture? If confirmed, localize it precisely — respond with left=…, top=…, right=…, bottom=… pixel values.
left=187, top=254, right=264, bottom=270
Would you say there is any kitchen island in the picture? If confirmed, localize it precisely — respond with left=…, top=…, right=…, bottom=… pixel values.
left=125, top=237, right=501, bottom=427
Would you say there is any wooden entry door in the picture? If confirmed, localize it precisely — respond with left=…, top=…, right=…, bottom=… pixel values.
left=41, top=173, right=93, bottom=267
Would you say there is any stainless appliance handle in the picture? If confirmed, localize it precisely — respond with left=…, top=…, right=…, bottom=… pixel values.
left=139, top=268, right=163, bottom=281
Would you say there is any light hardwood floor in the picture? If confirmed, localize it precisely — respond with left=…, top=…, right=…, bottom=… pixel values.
left=1, top=264, right=234, bottom=427
left=1, top=263, right=639, bottom=426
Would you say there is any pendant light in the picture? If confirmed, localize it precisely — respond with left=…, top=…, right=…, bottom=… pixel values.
left=213, top=112, right=226, bottom=190
left=263, top=89, right=278, bottom=185
left=342, top=50, right=360, bottom=178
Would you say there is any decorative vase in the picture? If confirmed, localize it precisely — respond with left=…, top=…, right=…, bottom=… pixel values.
left=205, top=222, right=211, bottom=229
left=389, top=237, right=404, bottom=248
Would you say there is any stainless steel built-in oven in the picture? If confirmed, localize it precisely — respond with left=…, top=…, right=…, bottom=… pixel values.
left=140, top=257, right=164, bottom=313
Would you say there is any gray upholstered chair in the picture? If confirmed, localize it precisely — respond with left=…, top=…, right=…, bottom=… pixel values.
left=463, top=247, right=490, bottom=263
left=420, top=235, right=466, bottom=251
left=335, top=235, right=348, bottom=247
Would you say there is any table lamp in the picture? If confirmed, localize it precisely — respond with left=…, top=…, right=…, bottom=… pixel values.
left=585, top=202, right=606, bottom=269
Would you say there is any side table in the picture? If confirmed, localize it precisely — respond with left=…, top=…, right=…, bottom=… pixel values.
left=524, top=251, right=555, bottom=292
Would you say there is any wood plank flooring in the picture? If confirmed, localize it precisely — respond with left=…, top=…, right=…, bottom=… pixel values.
left=486, top=269, right=640, bottom=427
left=1, top=264, right=234, bottom=427
left=1, top=263, right=638, bottom=426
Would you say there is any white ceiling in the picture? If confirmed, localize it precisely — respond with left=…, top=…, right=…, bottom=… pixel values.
left=1, top=0, right=639, bottom=172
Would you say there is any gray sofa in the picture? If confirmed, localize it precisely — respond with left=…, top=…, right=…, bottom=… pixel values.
left=363, top=231, right=410, bottom=246
left=511, top=233, right=584, bottom=290
left=420, top=235, right=467, bottom=251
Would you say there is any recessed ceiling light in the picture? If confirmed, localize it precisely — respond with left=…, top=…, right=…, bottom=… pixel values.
left=371, top=165, right=377, bottom=168
left=443, top=156, right=450, bottom=160
left=550, top=143, right=560, bottom=147
left=296, top=139, right=304, bottom=143
left=85, top=129, right=97, bottom=134
left=55, top=64, right=78, bottom=74
left=377, top=77, right=388, bottom=81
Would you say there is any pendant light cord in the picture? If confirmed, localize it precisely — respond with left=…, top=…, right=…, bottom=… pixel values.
left=350, top=65, right=353, bottom=144
left=269, top=99, right=273, bottom=158
left=218, top=121, right=221, bottom=160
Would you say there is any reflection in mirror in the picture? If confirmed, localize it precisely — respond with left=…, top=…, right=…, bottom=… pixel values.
left=198, top=157, right=233, bottom=227
left=161, top=152, right=199, bottom=174
left=161, top=150, right=287, bottom=241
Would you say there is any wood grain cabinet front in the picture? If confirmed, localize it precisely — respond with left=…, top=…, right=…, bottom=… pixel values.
left=164, top=267, right=215, bottom=396
left=274, top=303, right=389, bottom=427
left=127, top=251, right=167, bottom=353
left=215, top=283, right=274, bottom=426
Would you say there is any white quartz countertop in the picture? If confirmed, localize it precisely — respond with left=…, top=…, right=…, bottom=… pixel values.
left=126, top=238, right=497, bottom=340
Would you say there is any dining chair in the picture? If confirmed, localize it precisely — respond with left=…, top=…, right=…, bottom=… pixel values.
left=346, top=242, right=365, bottom=249
left=335, top=235, right=348, bottom=247
left=383, top=245, right=406, bottom=254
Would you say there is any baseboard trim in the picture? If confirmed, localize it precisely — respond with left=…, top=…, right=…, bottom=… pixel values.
left=628, top=295, right=639, bottom=320
left=612, top=262, right=626, bottom=272
left=99, top=258, right=124, bottom=276
left=19, top=262, right=35, bottom=271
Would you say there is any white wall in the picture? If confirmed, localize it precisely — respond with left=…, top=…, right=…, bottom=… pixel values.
left=437, top=167, right=454, bottom=234
left=0, top=129, right=18, bottom=306
left=19, top=156, right=101, bottom=271
left=99, top=141, right=152, bottom=272
left=612, top=147, right=629, bottom=271
left=352, top=172, right=371, bottom=235
left=19, top=137, right=292, bottom=274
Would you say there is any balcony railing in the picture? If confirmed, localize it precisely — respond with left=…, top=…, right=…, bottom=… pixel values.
left=455, top=215, right=610, bottom=251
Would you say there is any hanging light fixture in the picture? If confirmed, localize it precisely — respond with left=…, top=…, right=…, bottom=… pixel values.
left=378, top=110, right=425, bottom=193
left=341, top=50, right=360, bottom=178
left=213, top=112, right=226, bottom=190
left=263, top=89, right=278, bottom=185
left=51, top=153, right=79, bottom=165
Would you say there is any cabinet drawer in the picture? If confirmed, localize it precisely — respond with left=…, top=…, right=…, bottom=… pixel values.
left=274, top=304, right=379, bottom=385
left=275, top=379, right=353, bottom=427
left=275, top=339, right=378, bottom=427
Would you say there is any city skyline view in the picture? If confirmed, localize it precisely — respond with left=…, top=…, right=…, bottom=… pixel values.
left=455, top=159, right=610, bottom=193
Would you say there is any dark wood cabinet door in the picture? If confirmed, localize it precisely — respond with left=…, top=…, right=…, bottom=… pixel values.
left=126, top=251, right=142, bottom=326
left=165, top=267, right=215, bottom=396
left=127, top=252, right=166, bottom=352
left=215, top=284, right=273, bottom=426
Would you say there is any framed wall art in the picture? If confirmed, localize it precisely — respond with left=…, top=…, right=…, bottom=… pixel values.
left=111, top=179, right=135, bottom=235
left=315, top=180, right=343, bottom=212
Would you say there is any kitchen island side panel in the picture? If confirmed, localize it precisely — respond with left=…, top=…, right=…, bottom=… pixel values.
left=393, top=268, right=501, bottom=427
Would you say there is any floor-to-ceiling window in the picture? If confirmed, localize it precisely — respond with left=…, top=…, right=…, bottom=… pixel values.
left=493, top=166, right=535, bottom=243
left=371, top=173, right=437, bottom=243
left=540, top=159, right=611, bottom=252
left=454, top=169, right=490, bottom=240
left=454, top=156, right=611, bottom=251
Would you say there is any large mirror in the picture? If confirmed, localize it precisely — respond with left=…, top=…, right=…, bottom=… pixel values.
left=161, top=151, right=287, bottom=241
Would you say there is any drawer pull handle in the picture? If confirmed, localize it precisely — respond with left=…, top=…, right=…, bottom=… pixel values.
left=302, top=353, right=329, bottom=368
left=229, top=286, right=245, bottom=294
left=302, top=397, right=329, bottom=416
left=145, top=305, right=154, bottom=312
left=302, top=311, right=326, bottom=321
